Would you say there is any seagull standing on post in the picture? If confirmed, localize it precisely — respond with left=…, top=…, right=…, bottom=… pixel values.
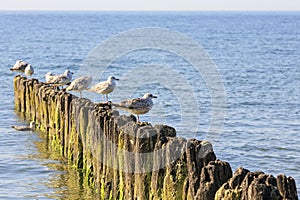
left=24, top=64, right=34, bottom=78
left=10, top=60, right=34, bottom=78
left=45, top=72, right=55, bottom=83
left=66, top=76, right=92, bottom=98
left=46, top=70, right=74, bottom=88
left=87, top=76, right=119, bottom=102
left=10, top=60, right=29, bottom=72
left=112, top=93, right=157, bottom=122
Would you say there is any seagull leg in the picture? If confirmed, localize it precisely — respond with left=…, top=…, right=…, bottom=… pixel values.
left=137, top=115, right=140, bottom=123
left=80, top=92, right=82, bottom=98
left=106, top=94, right=108, bottom=102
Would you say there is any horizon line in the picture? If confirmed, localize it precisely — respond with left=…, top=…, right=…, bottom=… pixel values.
left=1, top=9, right=300, bottom=12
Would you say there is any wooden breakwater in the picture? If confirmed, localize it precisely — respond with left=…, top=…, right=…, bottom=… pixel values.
left=13, top=75, right=298, bottom=200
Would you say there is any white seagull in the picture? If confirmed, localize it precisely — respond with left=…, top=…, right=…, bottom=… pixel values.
left=87, top=76, right=119, bottom=102
left=45, top=72, right=55, bottom=83
left=11, top=121, right=35, bottom=131
left=66, top=76, right=92, bottom=98
left=112, top=93, right=157, bottom=122
left=10, top=60, right=29, bottom=72
left=24, top=64, right=34, bottom=77
left=46, top=70, right=74, bottom=87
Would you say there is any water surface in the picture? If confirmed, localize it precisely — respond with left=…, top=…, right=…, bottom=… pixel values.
left=0, top=11, right=299, bottom=198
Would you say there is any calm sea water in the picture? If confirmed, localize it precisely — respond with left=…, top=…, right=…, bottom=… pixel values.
left=0, top=11, right=299, bottom=198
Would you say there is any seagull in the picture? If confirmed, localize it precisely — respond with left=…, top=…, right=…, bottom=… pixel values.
left=11, top=121, right=35, bottom=131
left=45, top=72, right=55, bottom=83
left=112, top=93, right=157, bottom=122
left=10, top=60, right=29, bottom=72
left=24, top=64, right=34, bottom=77
left=87, top=76, right=119, bottom=102
left=66, top=76, right=92, bottom=98
left=46, top=70, right=74, bottom=88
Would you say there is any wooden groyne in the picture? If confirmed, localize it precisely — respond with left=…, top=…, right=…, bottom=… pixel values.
left=13, top=76, right=298, bottom=200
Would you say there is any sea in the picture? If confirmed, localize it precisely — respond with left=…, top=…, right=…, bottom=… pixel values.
left=0, top=11, right=299, bottom=199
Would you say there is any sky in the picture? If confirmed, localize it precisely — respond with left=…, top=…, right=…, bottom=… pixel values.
left=1, top=0, right=300, bottom=11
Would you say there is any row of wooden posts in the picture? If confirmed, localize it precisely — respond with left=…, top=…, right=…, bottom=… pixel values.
left=13, top=76, right=298, bottom=200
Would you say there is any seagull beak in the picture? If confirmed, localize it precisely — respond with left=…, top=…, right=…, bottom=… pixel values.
left=153, top=95, right=157, bottom=98
left=115, top=78, right=119, bottom=81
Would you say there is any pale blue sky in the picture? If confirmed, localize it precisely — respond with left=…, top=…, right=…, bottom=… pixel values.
left=1, top=0, right=300, bottom=11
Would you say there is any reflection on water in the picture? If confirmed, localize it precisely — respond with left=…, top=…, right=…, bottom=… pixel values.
left=32, top=131, right=98, bottom=200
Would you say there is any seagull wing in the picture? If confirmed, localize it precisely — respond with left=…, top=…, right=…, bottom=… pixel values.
left=47, top=75, right=65, bottom=84
left=112, top=98, right=142, bottom=109
left=112, top=98, right=153, bottom=115
left=67, top=76, right=92, bottom=91
left=88, top=81, right=110, bottom=93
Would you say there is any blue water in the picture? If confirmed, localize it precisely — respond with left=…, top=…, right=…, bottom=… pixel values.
left=0, top=11, right=299, bottom=198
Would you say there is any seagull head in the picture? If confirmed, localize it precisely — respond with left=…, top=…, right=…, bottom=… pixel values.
left=65, top=70, right=74, bottom=76
left=108, top=76, right=119, bottom=82
left=45, top=72, right=53, bottom=76
left=143, top=93, right=157, bottom=99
